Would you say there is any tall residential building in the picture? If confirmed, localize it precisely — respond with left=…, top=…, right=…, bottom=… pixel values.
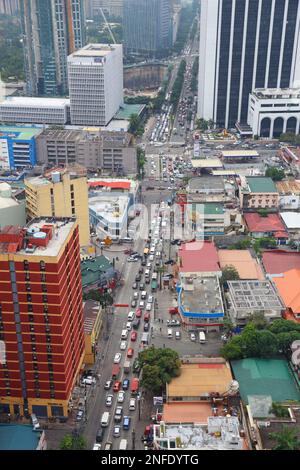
left=25, top=167, right=90, bottom=247
left=124, top=0, right=172, bottom=56
left=20, top=0, right=86, bottom=96
left=0, top=0, right=19, bottom=15
left=68, top=43, right=123, bottom=126
left=198, top=0, right=300, bottom=129
left=0, top=218, right=84, bottom=418
left=85, top=1, right=123, bottom=18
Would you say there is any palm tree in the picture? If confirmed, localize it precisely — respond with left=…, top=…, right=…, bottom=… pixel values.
left=269, top=426, right=300, bottom=450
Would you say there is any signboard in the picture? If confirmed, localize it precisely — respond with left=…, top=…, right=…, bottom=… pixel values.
left=153, top=396, right=163, bottom=406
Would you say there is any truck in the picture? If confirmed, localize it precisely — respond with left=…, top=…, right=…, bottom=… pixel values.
left=124, top=360, right=131, bottom=374
left=111, top=364, right=120, bottom=380
left=130, top=378, right=139, bottom=395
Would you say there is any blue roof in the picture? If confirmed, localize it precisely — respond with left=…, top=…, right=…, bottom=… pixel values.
left=0, top=424, right=41, bottom=450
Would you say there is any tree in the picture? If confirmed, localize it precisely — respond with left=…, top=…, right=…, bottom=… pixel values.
left=83, top=290, right=113, bottom=308
left=221, top=336, right=243, bottom=360
left=137, top=147, right=146, bottom=176
left=276, top=331, right=300, bottom=354
left=129, top=114, right=144, bottom=136
left=59, top=434, right=86, bottom=450
left=269, top=426, right=300, bottom=450
left=270, top=402, right=290, bottom=418
left=257, top=208, right=269, bottom=218
left=195, top=118, right=208, bottom=131
left=139, top=347, right=181, bottom=393
left=265, top=167, right=285, bottom=181
left=248, top=312, right=268, bottom=330
left=141, top=365, right=164, bottom=394
left=268, top=319, right=300, bottom=335
left=220, top=265, right=240, bottom=287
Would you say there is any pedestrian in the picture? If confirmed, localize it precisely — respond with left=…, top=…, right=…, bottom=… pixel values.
left=160, top=327, right=162, bottom=333
left=161, top=319, right=163, bottom=324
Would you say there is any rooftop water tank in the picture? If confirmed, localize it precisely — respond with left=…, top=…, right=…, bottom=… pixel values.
left=51, top=171, right=61, bottom=184
left=33, top=232, right=47, bottom=239
left=27, top=227, right=40, bottom=235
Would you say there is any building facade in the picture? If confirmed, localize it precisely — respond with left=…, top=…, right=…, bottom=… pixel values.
left=68, top=44, right=123, bottom=126
left=20, top=0, right=85, bottom=96
left=0, top=126, right=42, bottom=170
left=198, top=0, right=300, bottom=128
left=25, top=168, right=90, bottom=247
left=0, top=97, right=70, bottom=125
left=124, top=0, right=172, bottom=56
left=0, top=183, right=26, bottom=229
left=239, top=177, right=279, bottom=210
left=0, top=218, right=85, bottom=418
left=0, top=0, right=19, bottom=15
left=248, top=88, right=300, bottom=138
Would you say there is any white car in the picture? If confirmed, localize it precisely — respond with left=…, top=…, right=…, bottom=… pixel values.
left=149, top=255, right=154, bottom=261
left=148, top=295, right=154, bottom=303
left=120, top=341, right=127, bottom=351
left=106, top=394, right=114, bottom=407
left=113, top=425, right=121, bottom=438
left=93, top=443, right=101, bottom=450
left=117, top=391, right=125, bottom=403
left=139, top=301, right=145, bottom=309
left=190, top=333, right=196, bottom=342
left=114, top=353, right=122, bottom=364
left=146, top=303, right=152, bottom=311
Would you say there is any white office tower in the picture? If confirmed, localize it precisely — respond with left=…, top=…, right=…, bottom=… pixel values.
left=198, top=0, right=300, bottom=129
left=68, top=44, right=124, bottom=126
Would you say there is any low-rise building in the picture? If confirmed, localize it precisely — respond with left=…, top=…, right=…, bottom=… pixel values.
left=279, top=147, right=300, bottom=175
left=280, top=212, right=300, bottom=240
left=81, top=255, right=118, bottom=291
left=227, top=280, right=284, bottom=325
left=276, top=180, right=300, bottom=210
left=0, top=126, right=42, bottom=169
left=89, top=192, right=130, bottom=238
left=262, top=250, right=300, bottom=277
left=0, top=182, right=26, bottom=228
left=243, top=212, right=288, bottom=241
left=273, top=269, right=300, bottom=323
left=187, top=202, right=229, bottom=238
left=239, top=177, right=279, bottom=211
left=83, top=301, right=103, bottom=365
left=221, top=150, right=259, bottom=163
left=0, top=97, right=70, bottom=125
left=187, top=176, right=225, bottom=203
left=218, top=250, right=265, bottom=280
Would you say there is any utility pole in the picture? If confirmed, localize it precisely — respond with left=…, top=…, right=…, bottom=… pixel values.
left=132, top=429, right=136, bottom=450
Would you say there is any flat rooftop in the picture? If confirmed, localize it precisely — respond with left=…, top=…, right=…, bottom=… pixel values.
left=191, top=158, right=223, bottom=169
left=0, top=125, right=42, bottom=140
left=88, top=194, right=129, bottom=223
left=163, top=402, right=224, bottom=424
left=0, top=424, right=41, bottom=450
left=179, top=241, right=220, bottom=273
left=222, top=150, right=259, bottom=158
left=252, top=87, right=300, bottom=99
left=218, top=250, right=265, bottom=280
left=81, top=255, right=114, bottom=288
left=280, top=211, right=300, bottom=229
left=70, top=43, right=121, bottom=58
left=0, top=97, right=70, bottom=108
left=227, top=280, right=284, bottom=313
left=167, top=361, right=232, bottom=398
left=246, top=176, right=277, bottom=193
left=115, top=104, right=146, bottom=120
left=180, top=276, right=224, bottom=317
left=231, top=358, right=300, bottom=403
left=188, top=176, right=224, bottom=192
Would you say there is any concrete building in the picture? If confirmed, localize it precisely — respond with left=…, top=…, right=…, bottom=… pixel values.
left=248, top=88, right=300, bottom=138
left=20, top=0, right=86, bottom=96
left=244, top=212, right=288, bottom=241
left=83, top=301, right=103, bottom=365
left=85, top=0, right=123, bottom=18
left=0, top=182, right=26, bottom=228
left=89, top=192, right=130, bottom=238
left=36, top=128, right=137, bottom=175
left=187, top=176, right=225, bottom=203
left=0, top=126, right=42, bottom=170
left=276, top=180, right=300, bottom=210
left=218, top=249, right=265, bottom=281
left=239, top=177, right=279, bottom=210
left=0, top=218, right=85, bottom=418
left=280, top=212, right=300, bottom=239
left=187, top=202, right=230, bottom=238
left=273, top=269, right=300, bottom=323
left=0, top=0, right=19, bottom=15
left=227, top=280, right=284, bottom=325
left=198, top=0, right=300, bottom=129
left=279, top=147, right=300, bottom=176
left=0, top=97, right=70, bottom=125
left=25, top=166, right=90, bottom=247
left=68, top=44, right=123, bottom=126
left=124, top=0, right=172, bottom=57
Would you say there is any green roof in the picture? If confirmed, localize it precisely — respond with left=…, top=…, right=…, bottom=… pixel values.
left=81, top=255, right=114, bottom=288
left=0, top=126, right=42, bottom=140
left=0, top=424, right=41, bottom=450
left=115, top=104, right=146, bottom=120
left=203, top=203, right=224, bottom=215
left=247, top=177, right=277, bottom=193
left=231, top=358, right=300, bottom=404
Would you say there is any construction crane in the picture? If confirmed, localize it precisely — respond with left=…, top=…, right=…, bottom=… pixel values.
left=99, top=8, right=116, bottom=44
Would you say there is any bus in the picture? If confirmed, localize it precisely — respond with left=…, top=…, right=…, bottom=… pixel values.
left=130, top=378, right=139, bottom=395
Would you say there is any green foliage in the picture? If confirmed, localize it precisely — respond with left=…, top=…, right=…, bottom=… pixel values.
left=279, top=133, right=300, bottom=145
left=229, top=238, right=252, bottom=250
left=253, top=237, right=277, bottom=255
left=124, top=96, right=151, bottom=105
left=129, top=114, right=144, bottom=137
left=257, top=208, right=269, bottom=218
left=195, top=118, right=208, bottom=131
left=86, top=19, right=123, bottom=44
left=0, top=14, right=24, bottom=81
left=139, top=347, right=181, bottom=393
left=269, top=426, right=300, bottom=450
left=265, top=167, right=285, bottom=181
left=170, top=60, right=186, bottom=111
left=59, top=434, right=86, bottom=450
left=268, top=319, right=300, bottom=335
left=221, top=336, right=244, bottom=360
left=190, top=56, right=199, bottom=93
left=137, top=147, right=146, bottom=175
left=173, top=5, right=195, bottom=54
left=83, top=290, right=113, bottom=308
left=270, top=402, right=290, bottom=418
left=248, top=312, right=268, bottom=330
left=220, top=265, right=240, bottom=286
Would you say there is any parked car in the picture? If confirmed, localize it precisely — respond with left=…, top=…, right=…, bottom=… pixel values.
left=167, top=319, right=180, bottom=327
left=76, top=410, right=84, bottom=422
left=190, top=333, right=196, bottom=342
left=105, top=394, right=113, bottom=407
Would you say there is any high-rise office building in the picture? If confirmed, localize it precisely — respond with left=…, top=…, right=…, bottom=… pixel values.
left=0, top=218, right=85, bottom=418
left=68, top=43, right=123, bottom=126
left=198, top=0, right=300, bottom=128
left=124, top=0, right=172, bottom=56
left=0, top=0, right=19, bottom=15
left=21, top=0, right=86, bottom=96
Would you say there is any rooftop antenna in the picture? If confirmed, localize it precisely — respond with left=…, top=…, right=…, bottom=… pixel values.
left=99, top=8, right=116, bottom=44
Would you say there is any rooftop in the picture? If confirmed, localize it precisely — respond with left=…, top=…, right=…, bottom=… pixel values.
left=231, top=358, right=300, bottom=403
left=244, top=212, right=287, bottom=235
left=0, top=424, right=41, bottom=450
left=188, top=176, right=224, bottom=193
left=167, top=360, right=233, bottom=398
left=70, top=43, right=121, bottom=58
left=178, top=241, right=220, bottom=273
left=227, top=280, right=284, bottom=313
left=88, top=194, right=129, bottom=223
left=88, top=180, right=131, bottom=190
left=218, top=250, right=265, bottom=280
left=252, top=87, right=300, bottom=100
left=81, top=255, right=115, bottom=288
left=280, top=211, right=300, bottom=229
left=0, top=97, right=70, bottom=108
left=191, top=158, right=223, bottom=169
left=179, top=276, right=224, bottom=317
left=262, top=250, right=300, bottom=275
left=246, top=177, right=278, bottom=193
left=273, top=269, right=300, bottom=314
left=0, top=125, right=42, bottom=140
left=203, top=203, right=225, bottom=215
left=83, top=300, right=101, bottom=334
left=115, top=103, right=146, bottom=120
left=162, top=402, right=223, bottom=424
left=276, top=180, right=300, bottom=194
left=222, top=150, right=259, bottom=158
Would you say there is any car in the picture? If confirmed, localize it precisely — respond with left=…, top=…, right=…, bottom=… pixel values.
left=132, top=318, right=140, bottom=330
left=114, top=353, right=122, bottom=364
left=113, top=381, right=121, bottom=392
left=139, top=301, right=145, bottom=309
left=132, top=282, right=137, bottom=289
left=135, top=274, right=141, bottom=282
left=167, top=319, right=181, bottom=327
left=122, top=379, right=130, bottom=390
left=131, top=299, right=137, bottom=308
left=131, top=331, right=137, bottom=342
left=141, top=260, right=146, bottom=266
left=148, top=295, right=154, bottom=303
left=133, top=292, right=139, bottom=300
left=144, top=312, right=150, bottom=322
left=175, top=331, right=181, bottom=340
left=138, top=267, right=144, bottom=274
left=76, top=410, right=84, bottom=422
left=117, top=391, right=125, bottom=403
left=123, top=416, right=131, bottom=430
left=146, top=303, right=152, bottom=311
left=105, top=394, right=114, bottom=407
left=93, top=443, right=102, bottom=450
left=135, top=308, right=142, bottom=318
left=165, top=259, right=175, bottom=265
left=113, top=425, right=121, bottom=438
left=169, top=307, right=178, bottom=315
left=114, top=406, right=123, bottom=423
left=127, top=257, right=138, bottom=262
left=104, top=441, right=113, bottom=450
left=143, top=322, right=150, bottom=332
left=133, top=358, right=141, bottom=373
left=128, top=311, right=135, bottom=321
left=127, top=348, right=134, bottom=358
left=190, top=333, right=196, bottom=342
left=120, top=341, right=127, bottom=350
left=139, top=283, right=145, bottom=291
left=104, top=379, right=113, bottom=391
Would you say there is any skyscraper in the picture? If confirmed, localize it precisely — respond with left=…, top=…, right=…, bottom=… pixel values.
left=21, top=0, right=86, bottom=96
left=124, top=0, right=172, bottom=57
left=0, top=218, right=85, bottom=418
left=198, top=0, right=300, bottom=128
left=0, top=0, right=19, bottom=15
left=68, top=43, right=123, bottom=126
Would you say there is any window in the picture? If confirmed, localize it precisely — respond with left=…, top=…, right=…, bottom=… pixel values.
left=28, top=304, right=33, bottom=312
left=42, top=295, right=48, bottom=303
left=41, top=273, right=46, bottom=282
left=40, top=261, right=46, bottom=271
left=27, top=294, right=32, bottom=302
left=42, top=284, right=47, bottom=293
left=24, top=260, right=29, bottom=270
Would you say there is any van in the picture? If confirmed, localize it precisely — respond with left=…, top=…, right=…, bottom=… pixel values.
left=127, top=311, right=134, bottom=321
left=129, top=398, right=136, bottom=411
left=121, top=329, right=128, bottom=340
left=199, top=331, right=206, bottom=344
left=126, top=322, right=132, bottom=331
left=167, top=329, right=173, bottom=339
left=101, top=412, right=110, bottom=427
left=119, top=439, right=128, bottom=450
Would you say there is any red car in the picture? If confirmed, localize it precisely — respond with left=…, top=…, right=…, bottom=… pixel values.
left=144, top=312, right=150, bottom=322
left=127, top=348, right=134, bottom=358
left=113, top=380, right=121, bottom=392
left=169, top=307, right=178, bottom=315
left=135, top=308, right=142, bottom=318
left=131, top=331, right=137, bottom=342
left=124, top=249, right=132, bottom=255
